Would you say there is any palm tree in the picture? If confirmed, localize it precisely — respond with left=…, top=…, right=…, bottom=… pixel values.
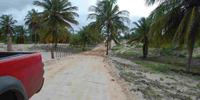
left=24, top=9, right=40, bottom=44
left=70, top=26, right=101, bottom=51
left=15, top=25, right=27, bottom=44
left=146, top=0, right=200, bottom=72
left=0, top=14, right=17, bottom=51
left=34, top=0, right=79, bottom=48
left=87, top=0, right=130, bottom=55
left=128, top=17, right=152, bottom=58
left=38, top=25, right=71, bottom=59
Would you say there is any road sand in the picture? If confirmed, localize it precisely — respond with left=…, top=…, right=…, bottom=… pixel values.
left=30, top=45, right=134, bottom=100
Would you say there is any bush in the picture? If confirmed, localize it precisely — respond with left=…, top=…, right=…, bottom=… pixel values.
left=178, top=53, right=187, bottom=58
left=135, top=45, right=142, bottom=48
left=194, top=55, right=200, bottom=59
left=160, top=47, right=175, bottom=56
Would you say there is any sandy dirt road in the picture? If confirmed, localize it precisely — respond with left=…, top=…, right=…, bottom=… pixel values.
left=30, top=45, right=132, bottom=100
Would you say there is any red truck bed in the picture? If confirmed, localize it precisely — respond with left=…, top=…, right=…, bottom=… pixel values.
left=0, top=52, right=44, bottom=100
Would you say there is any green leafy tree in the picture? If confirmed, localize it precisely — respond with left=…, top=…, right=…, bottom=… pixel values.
left=146, top=0, right=200, bottom=72
left=128, top=17, right=152, bottom=58
left=15, top=25, right=27, bottom=44
left=87, top=0, right=130, bottom=55
left=0, top=14, right=17, bottom=51
left=34, top=0, right=79, bottom=48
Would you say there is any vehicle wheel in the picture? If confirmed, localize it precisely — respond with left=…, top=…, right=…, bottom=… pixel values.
left=0, top=91, right=17, bottom=100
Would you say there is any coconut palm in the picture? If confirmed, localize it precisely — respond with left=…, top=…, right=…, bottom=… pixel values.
left=38, top=25, right=71, bottom=59
left=0, top=14, right=17, bottom=51
left=128, top=17, right=152, bottom=58
left=87, top=0, right=130, bottom=55
left=15, top=25, right=27, bottom=44
left=34, top=0, right=79, bottom=47
left=24, top=9, right=40, bottom=44
left=70, top=26, right=101, bottom=51
left=146, top=0, right=200, bottom=72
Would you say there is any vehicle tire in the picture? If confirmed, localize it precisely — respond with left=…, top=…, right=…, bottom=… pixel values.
left=0, top=91, right=17, bottom=100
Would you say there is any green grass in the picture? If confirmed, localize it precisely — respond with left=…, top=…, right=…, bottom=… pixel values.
left=134, top=61, right=169, bottom=74
left=112, top=44, right=124, bottom=50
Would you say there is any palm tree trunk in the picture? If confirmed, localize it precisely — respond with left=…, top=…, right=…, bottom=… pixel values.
left=186, top=8, right=199, bottom=72
left=51, top=43, right=55, bottom=59
left=186, top=33, right=195, bottom=72
left=143, top=43, right=146, bottom=58
left=7, top=37, right=12, bottom=52
left=106, top=27, right=109, bottom=55
left=55, top=17, right=58, bottom=48
left=82, top=40, right=86, bottom=51
left=35, top=32, right=36, bottom=44
left=51, top=30, right=55, bottom=59
left=143, top=35, right=148, bottom=58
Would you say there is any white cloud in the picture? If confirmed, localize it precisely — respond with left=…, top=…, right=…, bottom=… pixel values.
left=0, top=0, right=158, bottom=30
left=118, top=0, right=158, bottom=17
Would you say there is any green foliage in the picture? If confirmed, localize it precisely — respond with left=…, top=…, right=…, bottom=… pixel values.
left=194, top=43, right=199, bottom=48
left=135, top=45, right=143, bottom=48
left=70, top=26, right=102, bottom=50
left=160, top=77, right=164, bottom=81
left=197, top=84, right=200, bottom=89
left=0, top=14, right=17, bottom=37
left=178, top=71, right=183, bottom=75
left=160, top=47, right=175, bottom=56
left=15, top=25, right=27, bottom=44
left=33, top=0, right=79, bottom=44
left=178, top=53, right=187, bottom=58
left=16, top=37, right=25, bottom=44
left=135, top=61, right=169, bottom=74
left=112, top=44, right=124, bottom=50
left=148, top=0, right=200, bottom=72
left=194, top=55, right=200, bottom=59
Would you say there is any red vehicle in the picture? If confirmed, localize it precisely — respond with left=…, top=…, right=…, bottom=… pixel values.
left=0, top=52, right=44, bottom=100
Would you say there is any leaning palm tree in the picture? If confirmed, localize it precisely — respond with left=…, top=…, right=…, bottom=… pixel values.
left=34, top=0, right=79, bottom=48
left=24, top=9, right=40, bottom=44
left=128, top=17, right=152, bottom=58
left=0, top=14, right=17, bottom=51
left=146, top=0, right=200, bottom=72
left=15, top=25, right=27, bottom=44
left=87, top=0, right=130, bottom=55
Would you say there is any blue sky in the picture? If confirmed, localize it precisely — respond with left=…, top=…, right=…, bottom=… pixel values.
left=0, top=0, right=158, bottom=31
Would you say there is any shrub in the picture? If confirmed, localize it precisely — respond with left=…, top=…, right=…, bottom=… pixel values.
left=194, top=55, right=200, bottom=59
left=135, top=45, right=142, bottom=48
left=178, top=53, right=187, bottom=58
left=160, top=47, right=175, bottom=56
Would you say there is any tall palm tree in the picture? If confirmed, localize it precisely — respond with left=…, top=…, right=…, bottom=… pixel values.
left=15, top=25, right=27, bottom=44
left=34, top=0, right=79, bottom=47
left=0, top=14, right=17, bottom=51
left=128, top=17, right=152, bottom=58
left=87, top=0, right=130, bottom=55
left=146, top=0, right=200, bottom=72
left=24, top=9, right=39, bottom=44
